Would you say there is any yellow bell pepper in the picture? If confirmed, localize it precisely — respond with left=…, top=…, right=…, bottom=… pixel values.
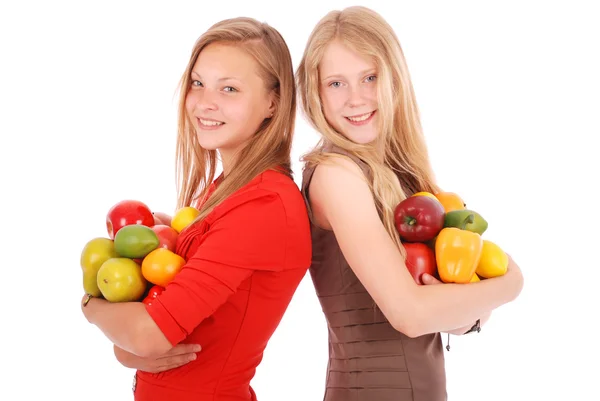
left=435, top=214, right=483, bottom=284
left=476, top=239, right=508, bottom=278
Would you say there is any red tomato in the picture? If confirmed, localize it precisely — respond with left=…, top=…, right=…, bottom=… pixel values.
left=151, top=224, right=179, bottom=252
left=403, top=242, right=437, bottom=285
left=106, top=200, right=154, bottom=239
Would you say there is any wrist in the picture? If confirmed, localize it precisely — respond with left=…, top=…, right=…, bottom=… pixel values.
left=463, top=319, right=481, bottom=335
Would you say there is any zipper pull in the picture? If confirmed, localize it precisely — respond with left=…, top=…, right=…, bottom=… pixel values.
left=446, top=333, right=451, bottom=351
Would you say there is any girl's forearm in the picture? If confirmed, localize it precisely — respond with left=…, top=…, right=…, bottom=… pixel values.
left=410, top=275, right=521, bottom=337
left=83, top=297, right=171, bottom=357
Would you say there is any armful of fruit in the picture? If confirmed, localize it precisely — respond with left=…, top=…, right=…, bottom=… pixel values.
left=395, top=191, right=516, bottom=335
left=394, top=191, right=510, bottom=285
left=80, top=200, right=201, bottom=357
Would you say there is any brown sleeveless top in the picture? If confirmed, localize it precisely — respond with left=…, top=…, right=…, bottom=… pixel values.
left=301, top=145, right=447, bottom=401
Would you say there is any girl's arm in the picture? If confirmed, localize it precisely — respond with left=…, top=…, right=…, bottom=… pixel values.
left=82, top=190, right=294, bottom=358
left=82, top=296, right=173, bottom=358
left=308, top=156, right=524, bottom=338
left=421, top=273, right=492, bottom=335
left=81, top=260, right=256, bottom=359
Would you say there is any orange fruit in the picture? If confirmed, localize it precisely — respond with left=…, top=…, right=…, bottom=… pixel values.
left=434, top=192, right=466, bottom=213
left=141, top=248, right=186, bottom=287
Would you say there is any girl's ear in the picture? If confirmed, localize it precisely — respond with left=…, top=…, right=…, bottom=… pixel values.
left=266, top=91, right=276, bottom=118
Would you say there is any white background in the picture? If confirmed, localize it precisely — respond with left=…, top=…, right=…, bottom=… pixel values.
left=1, top=1, right=598, bottom=400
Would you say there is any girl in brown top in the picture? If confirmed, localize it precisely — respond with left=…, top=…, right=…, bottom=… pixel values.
left=296, top=6, right=525, bottom=401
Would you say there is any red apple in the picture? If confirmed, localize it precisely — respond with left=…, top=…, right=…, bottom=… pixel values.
left=404, top=242, right=437, bottom=284
left=394, top=196, right=445, bottom=242
left=106, top=200, right=154, bottom=239
left=151, top=224, right=179, bottom=252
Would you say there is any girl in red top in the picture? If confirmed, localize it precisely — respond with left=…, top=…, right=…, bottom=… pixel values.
left=81, top=17, right=312, bottom=401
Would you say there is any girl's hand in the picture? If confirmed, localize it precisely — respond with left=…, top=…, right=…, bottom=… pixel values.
left=421, top=273, right=443, bottom=285
left=114, top=343, right=201, bottom=373
left=152, top=212, right=173, bottom=227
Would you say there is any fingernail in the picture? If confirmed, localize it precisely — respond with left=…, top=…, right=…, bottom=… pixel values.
left=194, top=345, right=202, bottom=351
left=189, top=354, right=196, bottom=361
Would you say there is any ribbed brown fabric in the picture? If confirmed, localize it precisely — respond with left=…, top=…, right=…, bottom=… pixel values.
left=301, top=145, right=447, bottom=401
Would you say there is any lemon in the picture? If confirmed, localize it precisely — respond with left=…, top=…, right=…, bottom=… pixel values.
left=171, top=207, right=200, bottom=233
left=476, top=240, right=509, bottom=278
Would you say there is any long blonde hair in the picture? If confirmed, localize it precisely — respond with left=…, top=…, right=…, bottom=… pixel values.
left=175, top=17, right=296, bottom=223
left=296, top=6, right=440, bottom=252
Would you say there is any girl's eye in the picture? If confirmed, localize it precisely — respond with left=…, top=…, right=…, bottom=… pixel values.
left=329, top=81, right=342, bottom=88
left=191, top=80, right=203, bottom=87
left=365, top=75, right=377, bottom=82
left=223, top=86, right=238, bottom=93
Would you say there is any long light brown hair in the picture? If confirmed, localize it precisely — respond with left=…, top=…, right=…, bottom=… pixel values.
left=296, top=6, right=440, bottom=252
left=175, top=17, right=296, bottom=224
